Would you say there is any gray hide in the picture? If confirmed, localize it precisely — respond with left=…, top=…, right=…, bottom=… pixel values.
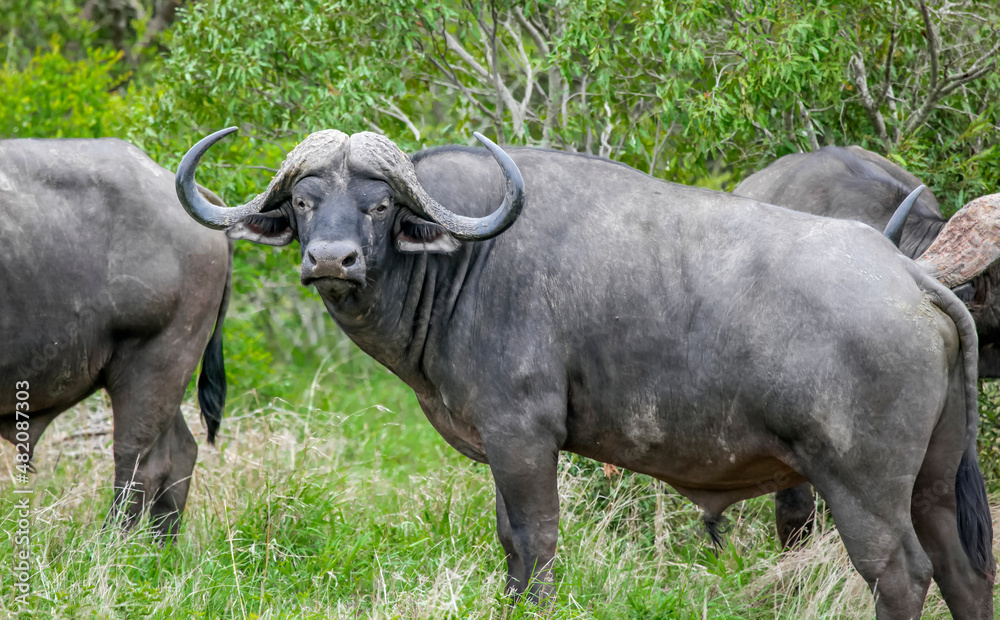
left=735, top=145, right=1000, bottom=377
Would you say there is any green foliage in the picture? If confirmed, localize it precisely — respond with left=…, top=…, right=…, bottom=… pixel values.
left=1, top=0, right=199, bottom=76
left=0, top=39, right=128, bottom=139
left=3, top=0, right=996, bottom=196
left=146, top=0, right=426, bottom=142
left=977, top=380, right=1000, bottom=490
left=0, top=0, right=97, bottom=68
left=535, top=0, right=999, bottom=202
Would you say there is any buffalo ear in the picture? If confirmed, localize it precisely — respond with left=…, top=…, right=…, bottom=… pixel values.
left=226, top=211, right=295, bottom=246
left=394, top=209, right=460, bottom=254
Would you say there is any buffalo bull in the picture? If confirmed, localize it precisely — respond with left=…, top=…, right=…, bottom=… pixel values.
left=0, top=138, right=231, bottom=537
left=735, top=146, right=1000, bottom=551
left=179, top=127, right=993, bottom=618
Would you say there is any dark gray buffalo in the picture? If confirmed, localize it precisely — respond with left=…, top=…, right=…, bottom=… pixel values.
left=0, top=138, right=231, bottom=537
left=735, top=146, right=1000, bottom=551
left=178, top=127, right=993, bottom=618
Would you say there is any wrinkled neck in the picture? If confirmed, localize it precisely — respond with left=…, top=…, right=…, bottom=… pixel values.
left=321, top=243, right=483, bottom=394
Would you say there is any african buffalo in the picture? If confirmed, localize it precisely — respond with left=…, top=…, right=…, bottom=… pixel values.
left=735, top=146, right=1000, bottom=551
left=0, top=138, right=231, bottom=537
left=178, top=127, right=993, bottom=618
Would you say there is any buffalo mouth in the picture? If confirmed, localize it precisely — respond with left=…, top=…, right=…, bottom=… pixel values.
left=303, top=274, right=364, bottom=296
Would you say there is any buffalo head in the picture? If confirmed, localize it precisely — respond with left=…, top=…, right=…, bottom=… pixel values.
left=176, top=128, right=523, bottom=299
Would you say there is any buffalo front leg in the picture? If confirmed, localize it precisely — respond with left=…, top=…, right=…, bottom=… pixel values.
left=487, top=434, right=561, bottom=603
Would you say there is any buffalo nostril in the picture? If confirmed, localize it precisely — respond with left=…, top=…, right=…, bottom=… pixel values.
left=302, top=242, right=363, bottom=283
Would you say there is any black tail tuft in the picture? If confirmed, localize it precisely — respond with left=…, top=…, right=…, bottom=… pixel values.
left=702, top=511, right=729, bottom=551
left=956, top=448, right=995, bottom=579
left=197, top=332, right=226, bottom=445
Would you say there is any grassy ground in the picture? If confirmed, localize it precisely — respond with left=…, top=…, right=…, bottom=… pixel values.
left=1, top=337, right=997, bottom=618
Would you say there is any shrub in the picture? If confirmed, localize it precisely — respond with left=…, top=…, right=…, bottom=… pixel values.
left=0, top=38, right=128, bottom=139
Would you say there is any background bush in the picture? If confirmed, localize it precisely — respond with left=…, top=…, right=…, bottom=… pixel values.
left=0, top=40, right=126, bottom=138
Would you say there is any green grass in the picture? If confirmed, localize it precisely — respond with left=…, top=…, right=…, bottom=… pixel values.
left=1, top=333, right=994, bottom=618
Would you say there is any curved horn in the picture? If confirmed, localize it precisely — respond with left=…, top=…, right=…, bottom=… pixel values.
left=349, top=131, right=525, bottom=241
left=176, top=127, right=267, bottom=229
left=916, top=193, right=1000, bottom=287
left=883, top=185, right=926, bottom=247
left=425, top=132, right=525, bottom=240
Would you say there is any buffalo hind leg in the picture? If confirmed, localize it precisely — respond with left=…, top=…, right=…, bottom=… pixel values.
left=106, top=409, right=196, bottom=540
left=147, top=409, right=198, bottom=539
left=104, top=339, right=202, bottom=538
left=813, top=476, right=933, bottom=619
left=909, top=399, right=994, bottom=618
left=774, top=483, right=815, bottom=548
left=911, top=469, right=994, bottom=619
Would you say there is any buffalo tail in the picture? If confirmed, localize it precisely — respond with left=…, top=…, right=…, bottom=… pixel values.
left=956, top=447, right=993, bottom=580
left=197, top=241, right=232, bottom=445
left=927, top=269, right=996, bottom=580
